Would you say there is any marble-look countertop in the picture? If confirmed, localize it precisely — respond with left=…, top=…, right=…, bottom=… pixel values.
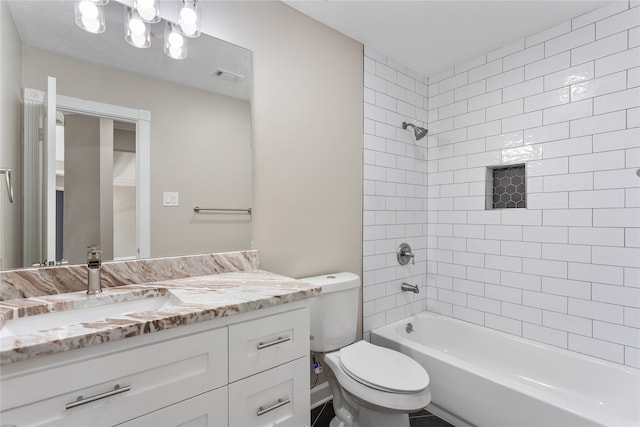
left=0, top=271, right=320, bottom=364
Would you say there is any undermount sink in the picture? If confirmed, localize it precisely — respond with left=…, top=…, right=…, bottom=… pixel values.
left=0, top=291, right=181, bottom=338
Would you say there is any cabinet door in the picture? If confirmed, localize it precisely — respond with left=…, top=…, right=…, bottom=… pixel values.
left=228, top=307, right=309, bottom=382
left=116, top=387, right=228, bottom=427
left=229, top=357, right=309, bottom=427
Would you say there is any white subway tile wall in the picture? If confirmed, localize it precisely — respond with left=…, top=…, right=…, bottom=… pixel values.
left=421, top=2, right=639, bottom=367
left=363, top=47, right=429, bottom=341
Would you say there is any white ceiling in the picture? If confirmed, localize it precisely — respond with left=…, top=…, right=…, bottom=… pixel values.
left=284, top=0, right=615, bottom=78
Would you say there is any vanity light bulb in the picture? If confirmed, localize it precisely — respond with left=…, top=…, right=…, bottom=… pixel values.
left=124, top=6, right=150, bottom=48
left=164, top=22, right=187, bottom=59
left=130, top=33, right=147, bottom=47
left=137, top=6, right=156, bottom=22
left=78, top=0, right=99, bottom=19
left=168, top=32, right=184, bottom=48
left=134, top=0, right=159, bottom=23
left=179, top=6, right=196, bottom=24
left=82, top=16, right=101, bottom=33
left=75, top=0, right=105, bottom=33
left=128, top=17, right=146, bottom=35
left=178, top=0, right=200, bottom=38
left=169, top=45, right=184, bottom=59
left=180, top=21, right=197, bottom=37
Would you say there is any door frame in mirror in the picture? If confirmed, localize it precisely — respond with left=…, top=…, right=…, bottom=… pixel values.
left=23, top=88, right=151, bottom=265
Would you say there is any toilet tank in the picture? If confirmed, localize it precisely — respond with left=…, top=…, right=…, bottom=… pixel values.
left=302, top=272, right=360, bottom=353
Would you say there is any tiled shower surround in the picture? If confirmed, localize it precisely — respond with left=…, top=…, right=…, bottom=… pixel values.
left=364, top=1, right=640, bottom=368
left=363, top=48, right=429, bottom=339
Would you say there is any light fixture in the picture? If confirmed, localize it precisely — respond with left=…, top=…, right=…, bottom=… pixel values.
left=133, top=0, right=160, bottom=23
left=74, top=0, right=107, bottom=34
left=125, top=6, right=151, bottom=48
left=73, top=0, right=198, bottom=60
left=164, top=21, right=187, bottom=60
left=178, top=0, right=201, bottom=38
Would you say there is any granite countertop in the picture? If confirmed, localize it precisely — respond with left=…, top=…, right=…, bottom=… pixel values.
left=0, top=270, right=320, bottom=365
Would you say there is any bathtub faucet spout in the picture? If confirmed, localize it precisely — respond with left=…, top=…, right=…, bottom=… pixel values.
left=401, top=282, right=419, bottom=293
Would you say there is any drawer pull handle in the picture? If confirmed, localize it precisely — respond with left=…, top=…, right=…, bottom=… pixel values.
left=257, top=336, right=291, bottom=349
left=65, top=384, right=131, bottom=410
left=257, top=397, right=291, bottom=416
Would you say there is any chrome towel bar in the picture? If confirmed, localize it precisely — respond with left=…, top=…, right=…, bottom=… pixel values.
left=193, top=207, right=252, bottom=214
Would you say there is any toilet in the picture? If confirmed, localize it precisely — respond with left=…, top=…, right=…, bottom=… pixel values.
left=304, top=272, right=431, bottom=427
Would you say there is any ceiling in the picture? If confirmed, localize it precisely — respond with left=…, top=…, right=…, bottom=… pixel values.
left=284, top=0, right=615, bottom=78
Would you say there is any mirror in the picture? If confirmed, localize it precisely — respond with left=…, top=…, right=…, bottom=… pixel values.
left=3, top=0, right=253, bottom=270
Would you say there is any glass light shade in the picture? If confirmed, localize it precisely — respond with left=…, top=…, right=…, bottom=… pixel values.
left=133, top=0, right=160, bottom=23
left=164, top=21, right=187, bottom=60
left=124, top=6, right=151, bottom=48
left=74, top=0, right=106, bottom=34
left=178, top=0, right=200, bottom=38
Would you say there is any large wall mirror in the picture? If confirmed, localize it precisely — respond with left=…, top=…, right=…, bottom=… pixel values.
left=3, top=0, right=253, bottom=270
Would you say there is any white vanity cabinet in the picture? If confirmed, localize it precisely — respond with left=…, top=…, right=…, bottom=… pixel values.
left=116, top=387, right=229, bottom=427
left=228, top=307, right=310, bottom=427
left=0, top=300, right=310, bottom=427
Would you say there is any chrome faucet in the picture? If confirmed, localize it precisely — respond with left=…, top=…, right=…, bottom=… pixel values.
left=87, top=246, right=103, bottom=295
left=401, top=282, right=419, bottom=293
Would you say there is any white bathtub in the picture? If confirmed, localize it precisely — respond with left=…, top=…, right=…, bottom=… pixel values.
left=371, top=312, right=640, bottom=427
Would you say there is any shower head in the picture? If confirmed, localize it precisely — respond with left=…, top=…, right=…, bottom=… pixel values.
left=402, top=122, right=428, bottom=141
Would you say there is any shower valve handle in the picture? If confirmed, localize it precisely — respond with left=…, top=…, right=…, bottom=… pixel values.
left=397, top=243, right=415, bottom=265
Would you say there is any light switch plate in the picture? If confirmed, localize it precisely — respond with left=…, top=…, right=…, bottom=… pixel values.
left=163, top=192, right=179, bottom=207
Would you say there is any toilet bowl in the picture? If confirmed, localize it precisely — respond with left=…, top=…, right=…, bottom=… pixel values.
left=304, top=273, right=431, bottom=427
left=323, top=341, right=431, bottom=427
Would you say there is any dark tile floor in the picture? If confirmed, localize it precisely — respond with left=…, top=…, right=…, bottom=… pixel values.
left=311, top=400, right=454, bottom=427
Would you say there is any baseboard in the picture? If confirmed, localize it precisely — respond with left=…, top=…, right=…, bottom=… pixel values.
left=310, top=381, right=332, bottom=409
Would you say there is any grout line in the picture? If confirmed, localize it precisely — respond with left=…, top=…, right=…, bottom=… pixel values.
left=311, top=402, right=328, bottom=427
left=409, top=413, right=438, bottom=419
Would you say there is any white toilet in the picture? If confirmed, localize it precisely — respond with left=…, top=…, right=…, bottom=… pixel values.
left=304, top=272, right=431, bottom=427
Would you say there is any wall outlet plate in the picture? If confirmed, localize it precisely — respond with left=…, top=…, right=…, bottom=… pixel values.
left=163, top=192, right=179, bottom=207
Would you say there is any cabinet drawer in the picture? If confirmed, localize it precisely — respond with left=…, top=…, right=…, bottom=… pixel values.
left=1, top=327, right=227, bottom=426
left=116, top=386, right=228, bottom=427
left=228, top=307, right=309, bottom=382
left=228, top=357, right=309, bottom=427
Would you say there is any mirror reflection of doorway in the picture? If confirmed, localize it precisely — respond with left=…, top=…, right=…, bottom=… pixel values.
left=22, top=84, right=150, bottom=268
left=55, top=112, right=136, bottom=264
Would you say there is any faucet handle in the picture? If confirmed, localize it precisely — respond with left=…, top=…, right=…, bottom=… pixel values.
left=87, top=246, right=102, bottom=269
left=397, top=243, right=415, bottom=265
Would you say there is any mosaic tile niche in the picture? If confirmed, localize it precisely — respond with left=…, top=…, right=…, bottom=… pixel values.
left=492, top=165, right=526, bottom=209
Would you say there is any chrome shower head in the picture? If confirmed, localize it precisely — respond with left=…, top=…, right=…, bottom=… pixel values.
left=402, top=122, right=428, bottom=141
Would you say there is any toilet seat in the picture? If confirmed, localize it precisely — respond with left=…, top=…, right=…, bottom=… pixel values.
left=339, top=341, right=429, bottom=393
left=323, top=344, right=431, bottom=413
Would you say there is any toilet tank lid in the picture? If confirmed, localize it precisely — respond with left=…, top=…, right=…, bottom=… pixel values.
left=299, top=272, right=360, bottom=293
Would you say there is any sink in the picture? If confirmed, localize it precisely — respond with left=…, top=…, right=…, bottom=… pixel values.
left=0, top=292, right=181, bottom=338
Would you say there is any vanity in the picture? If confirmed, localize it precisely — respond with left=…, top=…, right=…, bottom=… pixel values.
left=0, top=259, right=319, bottom=427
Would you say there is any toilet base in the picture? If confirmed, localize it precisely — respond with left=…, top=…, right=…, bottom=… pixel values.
left=328, top=407, right=410, bottom=427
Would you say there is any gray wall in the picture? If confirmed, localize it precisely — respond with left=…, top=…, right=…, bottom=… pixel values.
left=63, top=115, right=105, bottom=264
left=202, top=1, right=364, bottom=279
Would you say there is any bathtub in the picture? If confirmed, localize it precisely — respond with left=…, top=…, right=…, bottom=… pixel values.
left=371, top=312, right=640, bottom=427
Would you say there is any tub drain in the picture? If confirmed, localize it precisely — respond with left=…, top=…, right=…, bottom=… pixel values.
left=406, top=323, right=414, bottom=333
